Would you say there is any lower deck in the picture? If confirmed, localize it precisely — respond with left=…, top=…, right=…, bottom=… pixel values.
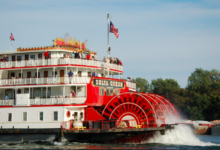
left=0, top=126, right=168, bottom=144
left=0, top=105, right=86, bottom=129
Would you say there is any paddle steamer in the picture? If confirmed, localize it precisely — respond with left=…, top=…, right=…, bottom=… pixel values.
left=0, top=37, right=178, bottom=144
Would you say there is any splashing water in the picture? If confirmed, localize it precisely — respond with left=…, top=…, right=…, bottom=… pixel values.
left=148, top=124, right=219, bottom=146
left=146, top=110, right=220, bottom=147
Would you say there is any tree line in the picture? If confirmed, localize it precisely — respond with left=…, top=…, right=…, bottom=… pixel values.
left=131, top=68, right=220, bottom=121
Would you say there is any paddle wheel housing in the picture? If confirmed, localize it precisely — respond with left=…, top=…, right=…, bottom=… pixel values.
left=84, top=77, right=179, bottom=127
left=102, top=92, right=179, bottom=128
left=83, top=77, right=179, bottom=144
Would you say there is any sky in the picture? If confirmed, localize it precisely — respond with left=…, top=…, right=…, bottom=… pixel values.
left=0, top=0, right=220, bottom=88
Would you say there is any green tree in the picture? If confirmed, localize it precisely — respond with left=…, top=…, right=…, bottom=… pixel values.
left=133, top=77, right=149, bottom=93
left=187, top=68, right=212, bottom=94
left=150, top=78, right=180, bottom=98
left=186, top=68, right=220, bottom=120
left=131, top=69, right=220, bottom=121
left=185, top=106, right=204, bottom=120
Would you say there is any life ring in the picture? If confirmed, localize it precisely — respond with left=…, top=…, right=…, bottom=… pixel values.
left=66, top=111, right=71, bottom=118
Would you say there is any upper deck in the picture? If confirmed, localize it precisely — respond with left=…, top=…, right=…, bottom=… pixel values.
left=0, top=37, right=136, bottom=106
left=0, top=47, right=123, bottom=73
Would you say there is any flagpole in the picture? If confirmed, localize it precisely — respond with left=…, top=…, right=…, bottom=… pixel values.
left=107, top=14, right=109, bottom=53
left=107, top=14, right=110, bottom=77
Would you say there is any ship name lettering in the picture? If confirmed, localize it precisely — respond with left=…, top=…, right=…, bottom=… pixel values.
left=96, top=79, right=123, bottom=87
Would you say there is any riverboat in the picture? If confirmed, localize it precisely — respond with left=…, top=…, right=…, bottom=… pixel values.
left=0, top=36, right=179, bottom=144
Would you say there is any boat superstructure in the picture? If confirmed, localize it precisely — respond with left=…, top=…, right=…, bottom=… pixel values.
left=0, top=37, right=178, bottom=144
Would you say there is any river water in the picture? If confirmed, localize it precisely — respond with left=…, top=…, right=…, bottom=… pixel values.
left=1, top=136, right=220, bottom=149
left=1, top=125, right=220, bottom=149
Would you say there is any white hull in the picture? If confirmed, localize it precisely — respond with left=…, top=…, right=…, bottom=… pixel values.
left=0, top=106, right=86, bottom=129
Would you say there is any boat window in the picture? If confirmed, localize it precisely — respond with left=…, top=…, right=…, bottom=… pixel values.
left=54, top=111, right=58, bottom=121
left=80, top=112, right=83, bottom=121
left=17, top=56, right=22, bottom=61
left=74, top=112, right=78, bottom=121
left=38, top=54, right=42, bottom=59
left=106, top=89, right=113, bottom=96
left=19, top=73, right=23, bottom=78
left=17, top=89, right=21, bottom=94
left=52, top=71, right=57, bottom=77
left=115, top=90, right=120, bottom=95
left=24, top=88, right=32, bottom=98
left=43, top=87, right=51, bottom=98
left=110, top=89, right=113, bottom=96
left=24, top=88, right=29, bottom=93
left=88, top=72, right=91, bottom=77
left=33, top=88, right=41, bottom=98
left=23, top=112, right=27, bottom=121
left=8, top=113, right=12, bottom=122
left=39, top=112, right=43, bottom=121
left=78, top=71, right=82, bottom=77
left=5, top=89, right=13, bottom=99
left=30, top=55, right=35, bottom=59
left=35, top=72, right=40, bottom=78
left=99, top=88, right=104, bottom=96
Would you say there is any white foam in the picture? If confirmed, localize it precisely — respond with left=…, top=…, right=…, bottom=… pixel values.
left=147, top=124, right=219, bottom=146
left=53, top=141, right=65, bottom=146
left=145, top=110, right=220, bottom=146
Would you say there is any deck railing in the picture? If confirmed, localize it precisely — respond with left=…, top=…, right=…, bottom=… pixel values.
left=126, top=82, right=136, bottom=89
left=0, top=76, right=91, bottom=86
left=0, top=77, right=136, bottom=89
left=0, top=97, right=87, bottom=106
left=29, top=97, right=86, bottom=105
left=0, top=99, right=14, bottom=105
left=0, top=58, right=123, bottom=72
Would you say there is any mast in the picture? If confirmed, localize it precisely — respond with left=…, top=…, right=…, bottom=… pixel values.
left=107, top=14, right=110, bottom=77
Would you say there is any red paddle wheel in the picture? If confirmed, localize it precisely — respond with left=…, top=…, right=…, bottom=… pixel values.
left=101, top=92, right=179, bottom=144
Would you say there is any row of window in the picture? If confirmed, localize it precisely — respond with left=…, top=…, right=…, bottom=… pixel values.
left=4, top=54, right=48, bottom=61
left=6, top=88, right=51, bottom=99
left=7, top=111, right=58, bottom=122
left=8, top=71, right=98, bottom=78
left=4, top=52, right=85, bottom=61
left=99, top=88, right=120, bottom=96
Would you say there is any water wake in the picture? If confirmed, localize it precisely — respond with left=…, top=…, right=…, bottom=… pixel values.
left=147, top=125, right=219, bottom=146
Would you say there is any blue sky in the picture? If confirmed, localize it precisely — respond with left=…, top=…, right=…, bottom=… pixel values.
left=0, top=0, right=220, bottom=88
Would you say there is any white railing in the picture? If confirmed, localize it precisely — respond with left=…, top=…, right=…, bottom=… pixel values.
left=110, top=63, right=123, bottom=71
left=0, top=77, right=91, bottom=86
left=0, top=58, right=123, bottom=72
left=0, top=100, right=14, bottom=105
left=29, top=97, right=86, bottom=105
left=0, top=97, right=86, bottom=106
left=126, top=82, right=136, bottom=89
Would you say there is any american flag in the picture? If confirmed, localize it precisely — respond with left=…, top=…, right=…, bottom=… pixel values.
left=110, top=21, right=119, bottom=38
left=10, top=33, right=15, bottom=41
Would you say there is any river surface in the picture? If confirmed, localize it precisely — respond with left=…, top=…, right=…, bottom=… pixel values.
left=1, top=134, right=220, bottom=149
left=1, top=125, right=220, bottom=149
left=0, top=135, right=220, bottom=149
